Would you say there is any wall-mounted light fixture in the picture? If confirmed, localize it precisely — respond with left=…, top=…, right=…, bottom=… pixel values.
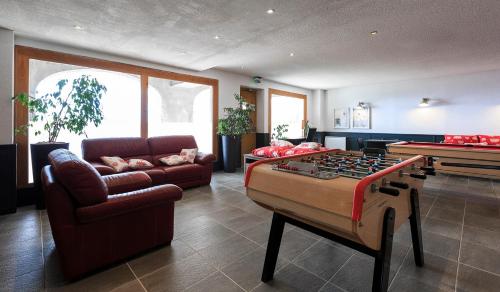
left=356, top=102, right=367, bottom=109
left=419, top=98, right=430, bottom=107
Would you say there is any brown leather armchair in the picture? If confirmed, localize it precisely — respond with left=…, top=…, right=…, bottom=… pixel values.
left=41, top=149, right=182, bottom=280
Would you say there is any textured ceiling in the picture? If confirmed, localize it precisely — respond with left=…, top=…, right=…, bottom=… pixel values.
left=1, top=0, right=500, bottom=89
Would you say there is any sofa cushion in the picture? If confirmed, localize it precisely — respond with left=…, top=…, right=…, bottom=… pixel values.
left=444, top=134, right=479, bottom=144
left=479, top=135, right=500, bottom=146
left=48, top=149, right=108, bottom=207
left=160, top=155, right=187, bottom=166
left=180, top=148, right=198, bottom=163
left=128, top=159, right=154, bottom=170
left=148, top=136, right=198, bottom=156
left=143, top=168, right=168, bottom=185
left=82, top=137, right=150, bottom=162
left=163, top=164, right=204, bottom=181
left=101, top=156, right=130, bottom=172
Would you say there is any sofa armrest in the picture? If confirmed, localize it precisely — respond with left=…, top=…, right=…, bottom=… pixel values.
left=76, top=184, right=182, bottom=224
left=195, top=152, right=216, bottom=165
left=90, top=162, right=115, bottom=175
left=102, top=171, right=152, bottom=195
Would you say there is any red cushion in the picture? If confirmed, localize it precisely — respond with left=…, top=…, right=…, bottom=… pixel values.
left=444, top=134, right=479, bottom=144
left=281, top=147, right=318, bottom=156
left=163, top=164, right=204, bottom=181
left=252, top=146, right=292, bottom=158
left=479, top=135, right=500, bottom=145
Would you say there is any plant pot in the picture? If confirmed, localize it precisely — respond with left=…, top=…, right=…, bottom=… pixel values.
left=0, top=144, right=17, bottom=215
left=221, top=135, right=241, bottom=173
left=31, top=142, right=69, bottom=209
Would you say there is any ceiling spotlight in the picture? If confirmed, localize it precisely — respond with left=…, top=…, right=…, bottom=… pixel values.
left=73, top=25, right=84, bottom=30
left=266, top=9, right=275, bottom=14
left=214, top=35, right=221, bottom=40
left=370, top=30, right=378, bottom=36
left=289, top=52, right=295, bottom=57
left=419, top=98, right=430, bottom=107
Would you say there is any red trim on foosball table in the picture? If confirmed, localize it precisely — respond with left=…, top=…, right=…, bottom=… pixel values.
left=244, top=149, right=339, bottom=187
left=352, top=155, right=426, bottom=222
left=392, top=141, right=500, bottom=151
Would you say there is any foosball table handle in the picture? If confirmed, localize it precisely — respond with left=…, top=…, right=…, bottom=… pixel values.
left=378, top=187, right=400, bottom=196
left=389, top=181, right=409, bottom=189
left=410, top=173, right=427, bottom=180
left=420, top=167, right=436, bottom=176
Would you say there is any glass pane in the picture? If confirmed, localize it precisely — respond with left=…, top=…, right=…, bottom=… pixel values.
left=271, top=94, right=304, bottom=138
left=28, top=59, right=141, bottom=182
left=148, top=77, right=213, bottom=153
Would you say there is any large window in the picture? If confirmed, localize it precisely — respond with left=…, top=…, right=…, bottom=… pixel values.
left=269, top=88, right=307, bottom=139
left=148, top=78, right=213, bottom=153
left=28, top=60, right=141, bottom=182
left=14, top=46, right=218, bottom=187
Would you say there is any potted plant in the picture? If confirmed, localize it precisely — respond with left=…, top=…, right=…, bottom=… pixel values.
left=217, top=93, right=255, bottom=172
left=271, top=124, right=289, bottom=140
left=13, top=75, right=106, bottom=209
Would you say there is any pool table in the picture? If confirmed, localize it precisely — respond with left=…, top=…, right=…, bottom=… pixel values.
left=387, top=141, right=500, bottom=179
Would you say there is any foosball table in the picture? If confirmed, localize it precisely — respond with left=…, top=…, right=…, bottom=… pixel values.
left=244, top=149, right=433, bottom=292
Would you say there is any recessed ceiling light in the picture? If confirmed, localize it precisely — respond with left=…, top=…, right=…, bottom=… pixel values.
left=289, top=52, right=295, bottom=57
left=73, top=25, right=84, bottom=30
left=370, top=30, right=378, bottom=36
left=214, top=35, right=221, bottom=40
left=266, top=9, right=275, bottom=14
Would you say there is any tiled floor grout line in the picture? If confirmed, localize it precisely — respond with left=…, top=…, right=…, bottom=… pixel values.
left=323, top=253, right=355, bottom=288
left=454, top=187, right=467, bottom=292
left=126, top=263, right=147, bottom=292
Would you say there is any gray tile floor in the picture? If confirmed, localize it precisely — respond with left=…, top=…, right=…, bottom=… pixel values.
left=2, top=171, right=500, bottom=291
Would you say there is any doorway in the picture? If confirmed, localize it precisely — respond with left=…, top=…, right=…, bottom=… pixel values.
left=240, top=87, right=258, bottom=164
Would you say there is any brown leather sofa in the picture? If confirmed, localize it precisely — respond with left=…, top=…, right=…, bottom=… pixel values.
left=82, top=135, right=216, bottom=189
left=42, top=149, right=182, bottom=280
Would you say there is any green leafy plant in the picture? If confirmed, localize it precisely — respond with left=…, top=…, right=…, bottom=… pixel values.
left=217, top=93, right=256, bottom=136
left=272, top=124, right=289, bottom=140
left=13, top=75, right=107, bottom=142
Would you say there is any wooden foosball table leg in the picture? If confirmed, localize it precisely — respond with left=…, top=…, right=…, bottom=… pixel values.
left=409, top=189, right=425, bottom=267
left=372, top=207, right=395, bottom=292
left=261, top=213, right=285, bottom=282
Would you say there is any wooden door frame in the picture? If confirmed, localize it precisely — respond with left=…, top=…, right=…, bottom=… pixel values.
left=14, top=45, right=219, bottom=187
left=268, top=88, right=307, bottom=135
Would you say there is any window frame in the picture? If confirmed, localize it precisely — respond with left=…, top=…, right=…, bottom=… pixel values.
left=14, top=45, right=219, bottom=187
left=268, top=88, right=307, bottom=137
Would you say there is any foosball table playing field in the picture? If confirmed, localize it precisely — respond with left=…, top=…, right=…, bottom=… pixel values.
left=244, top=149, right=434, bottom=292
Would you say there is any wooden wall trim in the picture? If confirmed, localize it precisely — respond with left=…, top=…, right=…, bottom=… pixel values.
left=14, top=52, right=29, bottom=187
left=268, top=88, right=308, bottom=135
left=14, top=45, right=219, bottom=187
left=140, top=75, right=148, bottom=138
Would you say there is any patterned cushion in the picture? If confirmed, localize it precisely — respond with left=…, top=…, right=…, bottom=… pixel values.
left=282, top=147, right=318, bottom=156
left=128, top=158, right=154, bottom=170
left=270, top=140, right=294, bottom=147
left=294, top=142, right=322, bottom=150
left=100, top=156, right=129, bottom=172
left=252, top=146, right=293, bottom=158
left=444, top=135, right=479, bottom=145
left=180, top=148, right=198, bottom=163
left=478, top=135, right=500, bottom=145
left=160, top=155, right=187, bottom=166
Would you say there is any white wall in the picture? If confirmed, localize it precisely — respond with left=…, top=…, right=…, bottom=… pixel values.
left=12, top=37, right=312, bottom=136
left=0, top=28, right=14, bottom=144
left=325, top=70, right=500, bottom=135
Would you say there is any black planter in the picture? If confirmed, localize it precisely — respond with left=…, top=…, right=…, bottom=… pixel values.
left=0, top=144, right=17, bottom=215
left=221, top=135, right=241, bottom=173
left=31, top=142, right=69, bottom=209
